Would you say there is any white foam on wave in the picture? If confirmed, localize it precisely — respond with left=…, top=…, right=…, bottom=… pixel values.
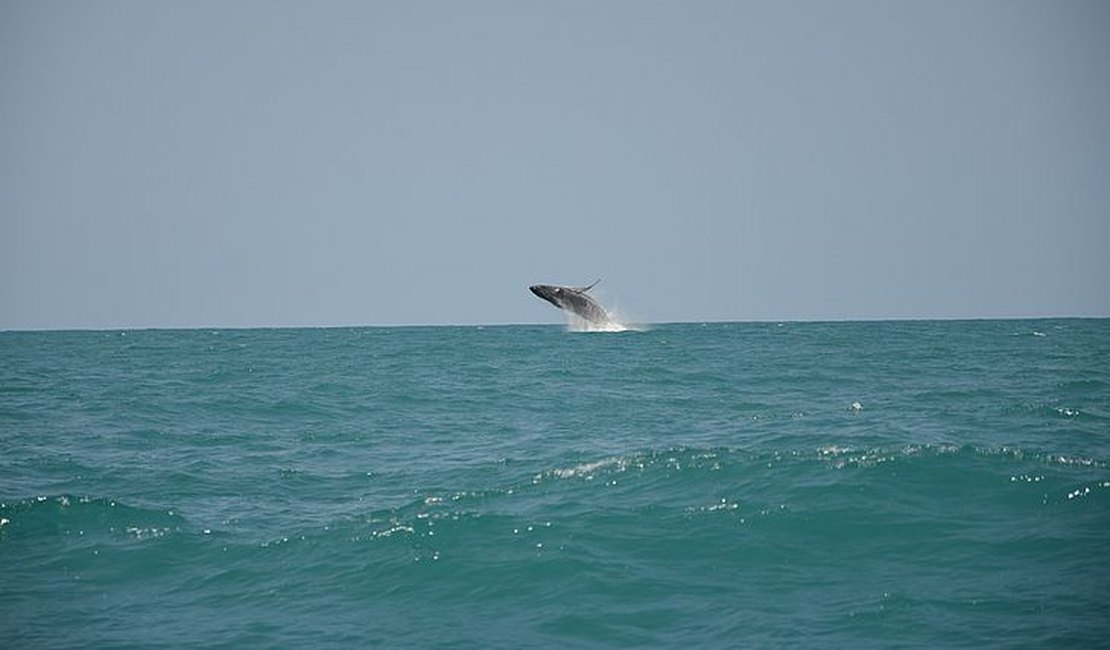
left=550, top=457, right=623, bottom=479
left=542, top=455, right=641, bottom=481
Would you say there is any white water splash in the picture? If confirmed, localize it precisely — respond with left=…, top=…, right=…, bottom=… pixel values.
left=564, top=309, right=645, bottom=333
left=566, top=317, right=633, bottom=332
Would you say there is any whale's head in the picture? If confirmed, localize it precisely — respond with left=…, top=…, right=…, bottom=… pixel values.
left=529, top=284, right=568, bottom=309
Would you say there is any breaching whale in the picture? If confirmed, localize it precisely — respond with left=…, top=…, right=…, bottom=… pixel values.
left=529, top=280, right=611, bottom=326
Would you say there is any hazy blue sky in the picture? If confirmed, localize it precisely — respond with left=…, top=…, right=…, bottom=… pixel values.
left=3, top=0, right=1108, bottom=328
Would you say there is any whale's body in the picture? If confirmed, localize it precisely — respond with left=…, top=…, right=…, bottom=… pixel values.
left=529, top=281, right=610, bottom=325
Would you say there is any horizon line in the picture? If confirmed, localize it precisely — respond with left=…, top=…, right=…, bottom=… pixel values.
left=3, top=314, right=1108, bottom=334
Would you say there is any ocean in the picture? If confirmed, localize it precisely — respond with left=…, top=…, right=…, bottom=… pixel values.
left=2, top=319, right=1108, bottom=648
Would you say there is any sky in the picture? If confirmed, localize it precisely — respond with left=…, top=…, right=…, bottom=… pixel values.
left=2, top=0, right=1108, bottom=329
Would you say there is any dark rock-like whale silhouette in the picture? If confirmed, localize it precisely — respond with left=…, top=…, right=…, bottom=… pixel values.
left=529, top=280, right=611, bottom=325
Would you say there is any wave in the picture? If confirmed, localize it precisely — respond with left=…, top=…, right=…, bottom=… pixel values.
left=313, top=443, right=1110, bottom=554
left=7, top=443, right=1102, bottom=546
left=0, top=495, right=186, bottom=542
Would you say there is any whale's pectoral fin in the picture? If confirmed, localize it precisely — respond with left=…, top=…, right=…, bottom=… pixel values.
left=576, top=279, right=600, bottom=293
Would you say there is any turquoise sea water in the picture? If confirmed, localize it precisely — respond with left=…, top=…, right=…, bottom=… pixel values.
left=2, top=320, right=1109, bottom=647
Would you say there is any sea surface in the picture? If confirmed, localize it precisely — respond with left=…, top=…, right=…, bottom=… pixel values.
left=2, top=319, right=1109, bottom=648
